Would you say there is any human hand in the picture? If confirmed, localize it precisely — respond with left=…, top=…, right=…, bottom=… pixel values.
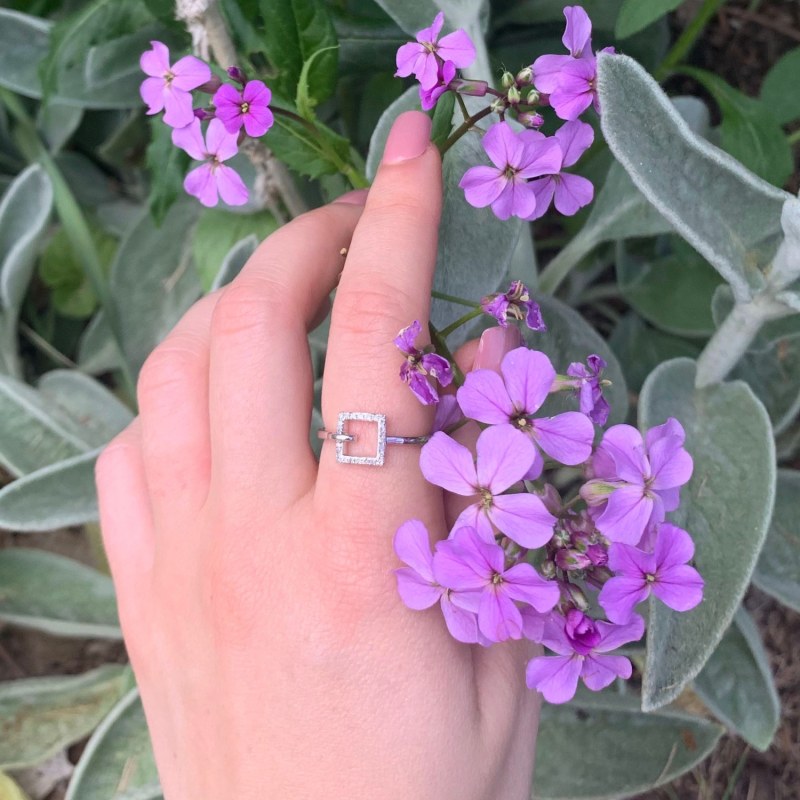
left=96, top=111, right=540, bottom=800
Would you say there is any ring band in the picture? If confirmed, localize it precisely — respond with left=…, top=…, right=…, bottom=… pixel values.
left=317, top=412, right=430, bottom=466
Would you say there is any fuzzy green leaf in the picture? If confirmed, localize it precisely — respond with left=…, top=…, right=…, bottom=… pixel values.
left=615, top=0, right=682, bottom=39
left=760, top=46, right=800, bottom=125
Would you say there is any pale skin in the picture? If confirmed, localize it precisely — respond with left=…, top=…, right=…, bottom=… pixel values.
left=96, top=111, right=541, bottom=799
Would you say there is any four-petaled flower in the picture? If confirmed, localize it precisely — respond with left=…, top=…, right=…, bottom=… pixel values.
left=599, top=524, right=704, bottom=623
left=525, top=609, right=644, bottom=703
left=459, top=122, right=562, bottom=220
left=481, top=280, right=546, bottom=331
left=394, top=320, right=453, bottom=405
left=213, top=79, right=274, bottom=137
left=434, top=527, right=560, bottom=642
left=172, top=118, right=248, bottom=207
left=420, top=426, right=556, bottom=547
left=456, top=347, right=595, bottom=480
left=581, top=419, right=693, bottom=545
left=140, top=41, right=211, bottom=129
left=420, top=60, right=456, bottom=111
left=565, top=353, right=609, bottom=425
left=395, top=12, right=476, bottom=90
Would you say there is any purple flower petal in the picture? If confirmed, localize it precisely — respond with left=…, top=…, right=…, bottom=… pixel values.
left=170, top=55, right=211, bottom=91
left=598, top=575, right=649, bottom=623
left=475, top=425, right=536, bottom=492
left=501, top=347, right=555, bottom=415
left=502, top=563, right=560, bottom=612
left=437, top=29, right=477, bottom=68
left=140, top=41, right=170, bottom=77
left=172, top=118, right=207, bottom=161
left=420, top=353, right=453, bottom=386
left=206, top=118, right=239, bottom=161
left=581, top=654, right=631, bottom=690
left=654, top=523, right=694, bottom=569
left=599, top=424, right=649, bottom=484
left=607, top=541, right=655, bottom=575
left=532, top=53, right=572, bottom=94
left=521, top=606, right=546, bottom=641
left=554, top=119, right=594, bottom=167
left=550, top=59, right=596, bottom=121
left=184, top=164, right=217, bottom=206
left=459, top=165, right=508, bottom=208
left=531, top=411, right=594, bottom=465
left=490, top=492, right=556, bottom=548
left=595, top=615, right=645, bottom=652
left=483, top=122, right=526, bottom=171
left=243, top=79, right=271, bottom=105
left=457, top=370, right=514, bottom=424
left=394, top=320, right=422, bottom=355
left=433, top=394, right=462, bottom=432
left=406, top=370, right=439, bottom=405
left=395, top=42, right=425, bottom=77
left=653, top=565, right=704, bottom=612
left=479, top=589, right=523, bottom=641
left=441, top=593, right=481, bottom=642
left=215, top=164, right=248, bottom=207
left=433, top=540, right=486, bottom=592
left=243, top=104, right=275, bottom=137
left=539, top=614, right=576, bottom=655
left=562, top=5, right=593, bottom=58
left=419, top=431, right=477, bottom=495
left=491, top=180, right=535, bottom=220
left=517, top=138, right=563, bottom=179
left=395, top=568, right=442, bottom=609
left=394, top=519, right=435, bottom=580
left=418, top=11, right=445, bottom=43
left=162, top=87, right=195, bottom=128
left=140, top=76, right=166, bottom=114
left=526, top=177, right=556, bottom=220
left=554, top=173, right=594, bottom=216
left=526, top=654, right=582, bottom=703
left=596, top=484, right=653, bottom=544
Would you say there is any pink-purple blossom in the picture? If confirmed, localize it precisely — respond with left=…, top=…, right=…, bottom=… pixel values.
left=420, top=60, right=456, bottom=111
left=525, top=609, right=644, bottom=703
left=456, top=347, right=595, bottom=480
left=526, top=121, right=595, bottom=219
left=599, top=523, right=704, bottom=623
left=433, top=527, right=559, bottom=642
left=394, top=320, right=453, bottom=405
left=419, top=426, right=556, bottom=547
left=172, top=118, right=248, bottom=207
left=140, top=42, right=211, bottom=129
left=481, top=280, right=546, bottom=331
left=213, top=79, right=274, bottom=137
left=581, top=419, right=694, bottom=545
left=395, top=12, right=476, bottom=90
left=459, top=122, right=562, bottom=220
left=566, top=353, right=609, bottom=425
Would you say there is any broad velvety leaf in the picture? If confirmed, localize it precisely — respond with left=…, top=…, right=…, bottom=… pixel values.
left=77, top=313, right=119, bottom=375
left=0, top=448, right=101, bottom=532
left=694, top=608, right=780, bottom=751
left=331, top=7, right=407, bottom=76
left=638, top=358, right=775, bottom=710
left=752, top=469, right=800, bottom=613
left=597, top=53, right=789, bottom=302
left=0, top=165, right=53, bottom=376
left=37, top=102, right=83, bottom=154
left=0, top=666, right=131, bottom=770
left=145, top=118, right=189, bottom=226
left=0, top=10, right=51, bottom=98
left=0, top=549, right=120, bottom=639
left=534, top=690, right=723, bottom=799
left=109, top=201, right=202, bottom=377
left=761, top=47, right=800, bottom=125
left=66, top=689, right=161, bottom=800
left=616, top=0, right=682, bottom=39
left=211, top=236, right=259, bottom=291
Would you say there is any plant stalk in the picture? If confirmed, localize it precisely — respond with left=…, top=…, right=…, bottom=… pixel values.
left=538, top=232, right=597, bottom=295
left=656, top=0, right=729, bottom=80
left=441, top=106, right=494, bottom=156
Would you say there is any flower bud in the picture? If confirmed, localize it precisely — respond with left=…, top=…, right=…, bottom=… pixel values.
left=517, top=111, right=544, bottom=129
left=541, top=559, right=557, bottom=579
left=580, top=479, right=618, bottom=506
left=540, top=483, right=562, bottom=515
left=196, top=75, right=222, bottom=95
left=506, top=85, right=521, bottom=105
left=194, top=107, right=215, bottom=120
left=562, top=582, right=590, bottom=611
left=586, top=543, right=608, bottom=567
left=490, top=97, right=508, bottom=114
left=449, top=78, right=489, bottom=97
left=526, top=89, right=540, bottom=105
left=227, top=66, right=247, bottom=85
left=501, top=70, right=515, bottom=89
left=516, top=66, right=533, bottom=85
left=555, top=549, right=592, bottom=571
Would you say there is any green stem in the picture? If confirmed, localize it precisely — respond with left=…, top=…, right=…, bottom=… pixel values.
left=0, top=89, right=137, bottom=404
left=787, top=128, right=800, bottom=146
left=19, top=321, right=77, bottom=369
left=429, top=322, right=464, bottom=386
left=441, top=105, right=494, bottom=156
left=440, top=307, right=484, bottom=338
left=538, top=232, right=597, bottom=295
left=455, top=92, right=471, bottom=123
left=655, top=0, right=729, bottom=80
left=578, top=283, right=622, bottom=304
left=431, top=290, right=476, bottom=308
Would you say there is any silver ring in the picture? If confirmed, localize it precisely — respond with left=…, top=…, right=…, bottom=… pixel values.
left=317, top=412, right=430, bottom=466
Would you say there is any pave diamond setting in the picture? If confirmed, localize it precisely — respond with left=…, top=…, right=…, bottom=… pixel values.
left=335, top=412, right=387, bottom=466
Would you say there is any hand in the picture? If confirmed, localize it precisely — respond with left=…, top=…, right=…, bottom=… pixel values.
left=96, top=111, right=541, bottom=800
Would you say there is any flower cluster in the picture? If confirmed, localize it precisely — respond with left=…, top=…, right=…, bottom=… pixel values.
left=140, top=42, right=276, bottom=207
left=393, top=310, right=703, bottom=704
left=395, top=5, right=608, bottom=221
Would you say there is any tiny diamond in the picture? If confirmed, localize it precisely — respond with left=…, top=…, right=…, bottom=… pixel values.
left=335, top=412, right=387, bottom=466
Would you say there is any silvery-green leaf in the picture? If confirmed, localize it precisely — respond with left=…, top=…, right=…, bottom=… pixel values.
left=38, top=370, right=133, bottom=448
left=66, top=689, right=161, bottom=800
left=669, top=96, right=712, bottom=138
left=615, top=0, right=682, bottom=39
left=752, top=469, right=800, bottom=613
left=77, top=313, right=119, bottom=376
left=694, top=608, right=779, bottom=751
left=0, top=666, right=131, bottom=770
left=0, top=376, right=91, bottom=477
left=769, top=196, right=800, bottom=290
left=210, top=235, right=259, bottom=291
left=0, top=448, right=101, bottom=531
left=37, top=103, right=83, bottom=154
left=0, top=10, right=50, bottom=98
left=638, top=358, right=775, bottom=710
left=534, top=689, right=723, bottom=799
left=597, top=53, right=789, bottom=302
left=0, top=549, right=120, bottom=639
left=760, top=46, right=800, bottom=125
left=0, top=164, right=53, bottom=377
left=109, top=201, right=202, bottom=377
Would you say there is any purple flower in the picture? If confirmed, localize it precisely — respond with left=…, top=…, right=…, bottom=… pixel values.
left=140, top=41, right=211, bottom=129
left=172, top=118, right=248, bottom=207
left=420, top=60, right=456, bottom=111
left=419, top=427, right=556, bottom=547
left=394, top=320, right=453, bottom=405
left=550, top=57, right=599, bottom=120
left=432, top=394, right=463, bottom=433
left=599, top=524, right=704, bottom=623
left=393, top=520, right=484, bottom=644
left=532, top=6, right=594, bottom=95
left=395, top=12, right=476, bottom=90
left=433, top=527, right=559, bottom=642
left=456, top=346, right=596, bottom=480
left=525, top=609, right=644, bottom=703
left=565, top=353, right=609, bottom=425
left=481, top=280, right=546, bottom=331
left=213, top=79, right=274, bottom=137
left=459, top=123, right=562, bottom=220
left=526, top=121, right=595, bottom=220
left=581, top=419, right=694, bottom=545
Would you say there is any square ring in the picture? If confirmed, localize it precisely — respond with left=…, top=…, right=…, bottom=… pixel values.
left=335, top=412, right=387, bottom=466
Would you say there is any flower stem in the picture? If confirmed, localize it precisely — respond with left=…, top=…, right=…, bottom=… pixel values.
left=455, top=92, right=470, bottom=122
left=440, top=105, right=494, bottom=156
left=440, top=308, right=484, bottom=338
left=431, top=290, right=477, bottom=308
left=429, top=322, right=465, bottom=386
left=537, top=231, right=598, bottom=295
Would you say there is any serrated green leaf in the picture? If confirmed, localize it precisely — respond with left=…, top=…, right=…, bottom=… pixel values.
left=694, top=608, right=780, bottom=751
left=296, top=44, right=339, bottom=119
left=0, top=448, right=101, bottom=531
left=267, top=112, right=352, bottom=180
left=638, top=358, right=775, bottom=710
left=0, top=10, right=51, bottom=99
left=534, top=689, right=723, bottom=799
left=752, top=469, right=800, bottom=612
left=66, top=689, right=161, bottom=800
left=760, top=46, right=800, bottom=125
left=615, top=0, right=682, bottom=39
left=597, top=53, right=790, bottom=303
left=0, top=666, right=130, bottom=770
left=145, top=117, right=189, bottom=226
left=0, top=549, right=120, bottom=639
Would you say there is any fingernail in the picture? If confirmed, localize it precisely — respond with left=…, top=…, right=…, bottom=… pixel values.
left=334, top=188, right=369, bottom=205
left=474, top=326, right=522, bottom=372
left=382, top=111, right=432, bottom=165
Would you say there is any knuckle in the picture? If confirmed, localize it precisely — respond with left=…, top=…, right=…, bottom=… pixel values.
left=137, top=343, right=202, bottom=406
left=210, top=280, right=288, bottom=339
left=332, top=284, right=413, bottom=340
left=95, top=429, right=138, bottom=484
